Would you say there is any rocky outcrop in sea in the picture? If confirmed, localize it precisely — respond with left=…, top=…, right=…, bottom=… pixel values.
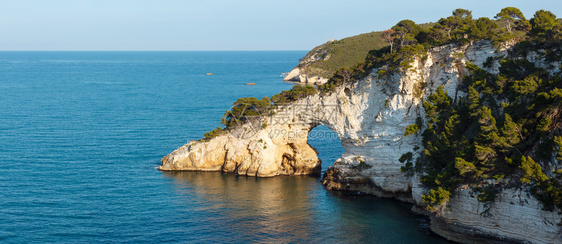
left=161, top=40, right=562, bottom=243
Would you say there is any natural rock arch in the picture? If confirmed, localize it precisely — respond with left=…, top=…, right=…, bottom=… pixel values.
left=159, top=42, right=494, bottom=191
left=159, top=40, right=562, bottom=244
left=306, top=124, right=345, bottom=173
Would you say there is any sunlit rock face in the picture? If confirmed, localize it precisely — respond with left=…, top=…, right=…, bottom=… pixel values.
left=161, top=41, right=562, bottom=243
left=283, top=67, right=329, bottom=85
left=283, top=41, right=332, bottom=85
left=159, top=122, right=321, bottom=177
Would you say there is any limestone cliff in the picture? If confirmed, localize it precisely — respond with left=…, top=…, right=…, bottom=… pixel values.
left=283, top=40, right=333, bottom=85
left=283, top=67, right=329, bottom=86
left=161, top=40, right=562, bottom=243
left=159, top=122, right=321, bottom=177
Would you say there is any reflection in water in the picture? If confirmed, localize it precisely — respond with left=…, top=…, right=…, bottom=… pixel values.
left=164, top=172, right=318, bottom=242
left=163, top=171, right=449, bottom=243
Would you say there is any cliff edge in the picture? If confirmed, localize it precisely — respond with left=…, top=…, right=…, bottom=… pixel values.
left=284, top=31, right=388, bottom=85
left=161, top=40, right=562, bottom=243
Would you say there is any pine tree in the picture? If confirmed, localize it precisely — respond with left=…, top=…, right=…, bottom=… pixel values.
left=455, top=157, right=476, bottom=177
left=519, top=156, right=547, bottom=183
left=501, top=113, right=521, bottom=146
left=495, top=7, right=529, bottom=34
left=477, top=106, right=502, bottom=147
left=470, top=17, right=498, bottom=40
left=391, top=20, right=420, bottom=47
left=468, top=86, right=481, bottom=119
left=423, top=86, right=452, bottom=124
left=530, top=10, right=561, bottom=41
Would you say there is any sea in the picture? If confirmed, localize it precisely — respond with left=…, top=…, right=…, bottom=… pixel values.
left=0, top=51, right=449, bottom=243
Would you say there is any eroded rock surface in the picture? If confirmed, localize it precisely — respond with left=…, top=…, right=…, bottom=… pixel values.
left=161, top=41, right=562, bottom=243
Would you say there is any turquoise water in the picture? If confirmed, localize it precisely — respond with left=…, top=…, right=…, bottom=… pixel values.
left=0, top=51, right=448, bottom=243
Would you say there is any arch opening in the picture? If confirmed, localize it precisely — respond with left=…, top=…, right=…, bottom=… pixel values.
left=307, top=125, right=345, bottom=175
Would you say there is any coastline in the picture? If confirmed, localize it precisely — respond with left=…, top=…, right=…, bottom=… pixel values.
left=160, top=41, right=562, bottom=243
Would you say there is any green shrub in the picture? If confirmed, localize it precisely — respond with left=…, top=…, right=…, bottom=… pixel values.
left=203, top=127, right=224, bottom=140
left=422, top=187, right=451, bottom=211
left=404, top=124, right=420, bottom=137
left=221, top=96, right=273, bottom=128
left=350, top=159, right=372, bottom=171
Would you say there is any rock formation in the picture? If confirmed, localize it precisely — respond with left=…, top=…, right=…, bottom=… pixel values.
left=283, top=67, right=329, bottom=85
left=283, top=39, right=336, bottom=85
left=161, top=40, right=562, bottom=243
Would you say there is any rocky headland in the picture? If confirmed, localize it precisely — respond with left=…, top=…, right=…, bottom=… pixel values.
left=161, top=40, right=561, bottom=243
left=282, top=39, right=334, bottom=85
left=161, top=8, right=562, bottom=243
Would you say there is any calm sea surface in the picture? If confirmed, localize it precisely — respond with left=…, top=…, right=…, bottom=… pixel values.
left=0, top=51, right=448, bottom=243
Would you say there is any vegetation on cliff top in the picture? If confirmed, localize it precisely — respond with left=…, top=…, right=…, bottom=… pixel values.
left=299, top=31, right=388, bottom=78
left=202, top=85, right=318, bottom=140
left=405, top=56, right=562, bottom=212
left=203, top=7, right=562, bottom=212
left=394, top=8, right=562, bottom=212
left=319, top=8, right=560, bottom=94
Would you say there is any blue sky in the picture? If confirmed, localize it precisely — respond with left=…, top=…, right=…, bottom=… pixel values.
left=1, top=0, right=560, bottom=50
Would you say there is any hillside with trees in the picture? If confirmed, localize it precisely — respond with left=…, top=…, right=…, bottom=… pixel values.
left=364, top=7, right=562, bottom=211
left=295, top=31, right=389, bottom=78
left=206, top=7, right=562, bottom=212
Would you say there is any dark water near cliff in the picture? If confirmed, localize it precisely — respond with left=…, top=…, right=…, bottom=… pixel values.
left=0, top=51, right=448, bottom=243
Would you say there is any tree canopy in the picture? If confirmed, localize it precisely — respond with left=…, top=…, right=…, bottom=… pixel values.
left=204, top=8, right=562, bottom=212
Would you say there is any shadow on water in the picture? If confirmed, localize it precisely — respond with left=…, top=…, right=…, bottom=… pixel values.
left=162, top=171, right=451, bottom=243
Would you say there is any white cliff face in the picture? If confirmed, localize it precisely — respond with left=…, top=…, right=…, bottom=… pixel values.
left=161, top=41, right=562, bottom=243
left=159, top=122, right=321, bottom=177
left=283, top=67, right=329, bottom=85
left=424, top=187, right=562, bottom=244
left=321, top=41, right=510, bottom=196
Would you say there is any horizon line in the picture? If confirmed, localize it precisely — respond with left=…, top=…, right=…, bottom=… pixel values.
left=0, top=49, right=310, bottom=52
